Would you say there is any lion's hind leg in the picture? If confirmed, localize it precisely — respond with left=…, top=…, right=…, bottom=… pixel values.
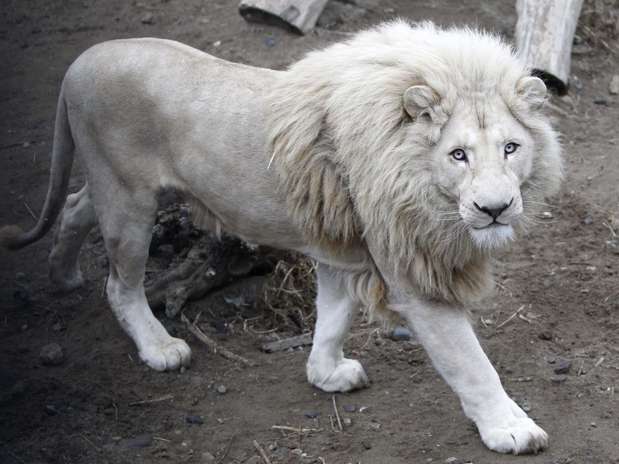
left=306, top=264, right=369, bottom=392
left=93, top=181, right=191, bottom=371
left=49, top=183, right=97, bottom=291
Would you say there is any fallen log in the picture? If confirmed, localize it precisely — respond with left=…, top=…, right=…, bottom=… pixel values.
left=515, top=0, right=584, bottom=94
left=239, top=0, right=329, bottom=34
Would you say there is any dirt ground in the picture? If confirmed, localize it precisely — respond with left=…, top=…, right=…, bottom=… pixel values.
left=1, top=1, right=618, bottom=463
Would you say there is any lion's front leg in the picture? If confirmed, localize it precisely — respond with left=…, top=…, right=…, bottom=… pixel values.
left=397, top=295, right=548, bottom=454
left=306, top=264, right=369, bottom=392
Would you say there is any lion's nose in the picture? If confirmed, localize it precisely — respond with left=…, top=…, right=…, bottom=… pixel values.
left=473, top=198, right=513, bottom=219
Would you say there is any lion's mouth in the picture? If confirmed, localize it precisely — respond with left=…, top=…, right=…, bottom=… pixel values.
left=472, top=220, right=509, bottom=230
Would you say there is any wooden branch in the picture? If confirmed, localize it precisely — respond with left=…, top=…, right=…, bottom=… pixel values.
left=181, top=313, right=257, bottom=367
left=260, top=333, right=312, bottom=353
left=515, top=0, right=584, bottom=94
left=239, top=0, right=329, bottom=34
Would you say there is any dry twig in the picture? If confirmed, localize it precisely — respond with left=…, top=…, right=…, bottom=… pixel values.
left=496, top=305, right=526, bottom=329
left=129, top=394, right=174, bottom=406
left=332, top=395, right=343, bottom=432
left=181, top=313, right=256, bottom=367
left=253, top=440, right=272, bottom=464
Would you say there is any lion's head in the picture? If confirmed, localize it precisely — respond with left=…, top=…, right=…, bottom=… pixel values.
left=269, top=20, right=562, bottom=306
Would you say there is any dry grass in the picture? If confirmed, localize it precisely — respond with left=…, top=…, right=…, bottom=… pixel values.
left=258, top=253, right=317, bottom=334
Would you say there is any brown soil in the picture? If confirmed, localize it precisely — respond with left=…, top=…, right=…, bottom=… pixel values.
left=1, top=1, right=618, bottom=463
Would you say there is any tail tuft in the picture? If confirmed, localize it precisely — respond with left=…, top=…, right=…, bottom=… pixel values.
left=0, top=225, right=26, bottom=250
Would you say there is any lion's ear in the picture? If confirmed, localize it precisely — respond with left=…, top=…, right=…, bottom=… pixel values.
left=403, top=85, right=440, bottom=122
left=516, top=76, right=547, bottom=110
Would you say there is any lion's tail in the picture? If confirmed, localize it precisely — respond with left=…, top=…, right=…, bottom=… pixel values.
left=0, top=85, right=75, bottom=250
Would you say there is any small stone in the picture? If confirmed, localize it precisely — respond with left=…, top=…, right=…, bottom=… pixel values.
left=445, top=458, right=459, bottom=464
left=304, top=411, right=320, bottom=419
left=186, top=414, right=204, bottom=425
left=216, top=384, right=227, bottom=394
left=245, top=457, right=262, bottom=464
left=343, top=417, right=352, bottom=427
left=361, top=440, right=372, bottom=450
left=590, top=422, right=597, bottom=428
left=45, top=404, right=59, bottom=416
left=540, top=211, right=553, bottom=219
left=554, top=358, right=572, bottom=375
left=213, top=40, right=221, bottom=47
left=389, top=326, right=412, bottom=341
left=538, top=330, right=553, bottom=341
left=551, top=374, right=567, bottom=384
left=201, top=451, right=215, bottom=463
left=593, top=98, right=608, bottom=106
left=606, top=238, right=619, bottom=255
left=122, top=434, right=153, bottom=449
left=609, top=75, right=619, bottom=95
left=582, top=215, right=593, bottom=225
left=141, top=12, right=154, bottom=24
left=342, top=404, right=356, bottom=413
left=39, top=343, right=64, bottom=366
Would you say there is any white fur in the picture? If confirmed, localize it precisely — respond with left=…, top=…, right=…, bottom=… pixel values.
left=0, top=22, right=563, bottom=455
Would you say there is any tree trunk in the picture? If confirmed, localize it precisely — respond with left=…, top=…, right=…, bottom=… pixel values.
left=239, top=0, right=329, bottom=34
left=515, top=0, right=584, bottom=94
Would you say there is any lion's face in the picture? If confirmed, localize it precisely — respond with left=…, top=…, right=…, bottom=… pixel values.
left=402, top=77, right=549, bottom=251
left=431, top=98, right=534, bottom=249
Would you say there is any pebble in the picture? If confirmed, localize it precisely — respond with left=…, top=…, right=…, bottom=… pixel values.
left=389, top=326, right=412, bottom=341
left=551, top=374, right=568, bottom=384
left=186, top=414, right=204, bottom=425
left=445, top=458, right=459, bottom=464
left=540, top=211, right=553, bottom=219
left=582, top=215, right=593, bottom=225
left=554, top=358, right=572, bottom=375
left=609, top=75, right=619, bottom=95
left=201, top=451, right=215, bottom=463
left=141, top=12, right=154, bottom=25
left=361, top=440, right=372, bottom=450
left=216, top=384, right=227, bottom=395
left=39, top=343, right=65, bottom=366
left=607, top=238, right=619, bottom=255
left=343, top=417, right=352, bottom=427
left=304, top=411, right=320, bottom=419
left=538, top=330, right=553, bottom=341
left=342, top=404, right=356, bottom=413
left=245, top=457, right=262, bottom=464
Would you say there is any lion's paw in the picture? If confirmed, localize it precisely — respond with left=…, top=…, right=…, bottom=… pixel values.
left=307, top=358, right=369, bottom=393
left=139, top=337, right=192, bottom=371
left=478, top=415, right=548, bottom=454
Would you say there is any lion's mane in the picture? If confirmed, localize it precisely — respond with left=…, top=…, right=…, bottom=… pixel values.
left=268, top=21, right=562, bottom=314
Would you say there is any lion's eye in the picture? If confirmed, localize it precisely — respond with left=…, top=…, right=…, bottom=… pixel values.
left=450, top=148, right=467, bottom=162
left=504, top=142, right=520, bottom=156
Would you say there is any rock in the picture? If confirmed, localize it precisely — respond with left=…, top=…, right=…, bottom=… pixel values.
left=304, top=411, right=320, bottom=419
left=45, top=404, right=59, bottom=416
left=186, top=414, right=204, bottom=425
left=39, top=343, right=64, bottom=366
left=593, top=98, right=608, bottom=106
left=445, top=458, right=460, bottom=464
left=550, top=374, right=567, bottom=384
left=582, top=215, right=593, bottom=225
left=216, top=384, right=227, bottom=395
left=607, top=238, right=619, bottom=255
left=538, top=330, right=553, bottom=341
left=389, top=326, right=412, bottom=341
left=361, top=440, right=372, bottom=450
left=540, top=211, right=553, bottom=219
left=201, top=451, right=216, bottom=463
left=554, top=358, right=572, bottom=375
left=121, top=434, right=153, bottom=449
left=343, top=417, right=352, bottom=427
left=609, top=75, right=619, bottom=95
left=245, top=457, right=262, bottom=464
left=342, top=404, right=356, bottom=413
left=141, top=12, right=154, bottom=25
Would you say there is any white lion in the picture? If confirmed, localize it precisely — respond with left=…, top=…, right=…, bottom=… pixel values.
left=0, top=21, right=562, bottom=454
